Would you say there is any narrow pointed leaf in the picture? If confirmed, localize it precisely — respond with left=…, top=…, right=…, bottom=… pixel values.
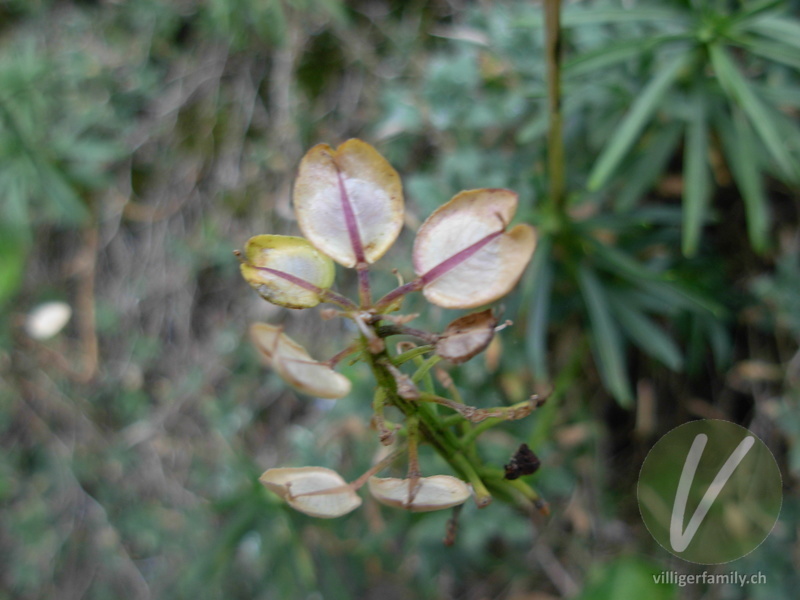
left=589, top=238, right=666, bottom=284
left=710, top=44, right=797, bottom=181
left=588, top=51, right=689, bottom=191
left=260, top=467, right=362, bottom=518
left=725, top=0, right=783, bottom=28
left=368, top=476, right=470, bottom=512
left=293, top=138, right=404, bottom=267
left=578, top=265, right=632, bottom=406
left=565, top=35, right=681, bottom=78
left=615, top=123, right=683, bottom=211
left=240, top=235, right=335, bottom=308
left=524, top=237, right=553, bottom=380
left=735, top=38, right=800, bottom=70
left=636, top=279, right=725, bottom=317
left=413, top=189, right=536, bottom=309
left=518, top=6, right=689, bottom=28
left=682, top=93, right=711, bottom=257
left=715, top=110, right=770, bottom=253
left=746, top=15, right=800, bottom=51
left=609, top=292, right=683, bottom=371
left=250, top=323, right=351, bottom=399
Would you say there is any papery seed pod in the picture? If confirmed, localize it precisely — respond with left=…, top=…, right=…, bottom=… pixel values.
left=413, top=189, right=536, bottom=309
left=368, top=475, right=471, bottom=512
left=250, top=323, right=351, bottom=399
left=260, top=467, right=362, bottom=518
left=294, top=139, right=404, bottom=267
left=435, top=309, right=498, bottom=364
left=239, top=235, right=335, bottom=309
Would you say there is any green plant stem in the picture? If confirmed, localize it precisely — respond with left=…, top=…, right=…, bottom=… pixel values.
left=367, top=346, right=549, bottom=510
left=394, top=344, right=434, bottom=365
left=406, top=413, right=421, bottom=502
left=545, top=0, right=566, bottom=216
left=412, top=354, right=437, bottom=396
left=372, top=388, right=398, bottom=445
left=450, top=453, right=493, bottom=507
left=411, top=355, right=441, bottom=384
left=478, top=466, right=542, bottom=507
left=461, top=414, right=514, bottom=448
left=441, top=414, right=465, bottom=428
left=364, top=342, right=495, bottom=505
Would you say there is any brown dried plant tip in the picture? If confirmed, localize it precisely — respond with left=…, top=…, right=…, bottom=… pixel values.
left=443, top=505, right=463, bottom=547
left=504, top=443, right=541, bottom=480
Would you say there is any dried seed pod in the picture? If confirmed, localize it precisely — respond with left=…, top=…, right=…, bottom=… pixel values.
left=368, top=475, right=471, bottom=512
left=250, top=323, right=351, bottom=399
left=413, top=189, right=536, bottom=309
left=239, top=235, right=335, bottom=309
left=435, top=309, right=498, bottom=364
left=260, top=467, right=362, bottom=518
left=294, top=139, right=404, bottom=267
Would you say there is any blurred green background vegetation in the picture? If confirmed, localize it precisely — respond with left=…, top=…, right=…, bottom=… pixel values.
left=1, top=0, right=799, bottom=598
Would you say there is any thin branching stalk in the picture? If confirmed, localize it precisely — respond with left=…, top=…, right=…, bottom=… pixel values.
left=545, top=0, right=566, bottom=216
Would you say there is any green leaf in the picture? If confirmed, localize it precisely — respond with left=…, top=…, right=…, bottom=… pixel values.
left=38, top=162, right=89, bottom=224
left=0, top=224, right=28, bottom=306
left=636, top=279, right=725, bottom=317
left=586, top=234, right=724, bottom=318
left=0, top=167, right=30, bottom=227
left=589, top=238, right=666, bottom=284
left=706, top=316, right=732, bottom=370
left=609, top=291, right=684, bottom=371
left=615, top=123, right=683, bottom=211
left=716, top=110, right=770, bottom=253
left=686, top=312, right=732, bottom=372
left=576, top=556, right=678, bottom=600
left=513, top=6, right=689, bottom=29
left=682, top=92, right=711, bottom=257
left=578, top=265, right=632, bottom=407
left=564, top=36, right=683, bottom=78
left=588, top=51, right=690, bottom=192
left=562, top=7, right=689, bottom=27
left=710, top=44, right=798, bottom=181
left=525, top=236, right=553, bottom=380
left=756, top=81, right=800, bottom=108
left=734, top=37, right=800, bottom=70
left=746, top=14, right=800, bottom=51
left=66, top=139, right=128, bottom=165
left=725, top=0, right=784, bottom=29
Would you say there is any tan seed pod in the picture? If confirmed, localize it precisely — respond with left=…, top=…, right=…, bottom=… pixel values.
left=435, top=309, right=498, bottom=364
left=413, top=189, right=536, bottom=309
left=239, top=235, right=335, bottom=309
left=260, top=467, right=362, bottom=518
left=293, top=139, right=404, bottom=268
left=368, top=475, right=471, bottom=512
left=250, top=323, right=351, bottom=399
